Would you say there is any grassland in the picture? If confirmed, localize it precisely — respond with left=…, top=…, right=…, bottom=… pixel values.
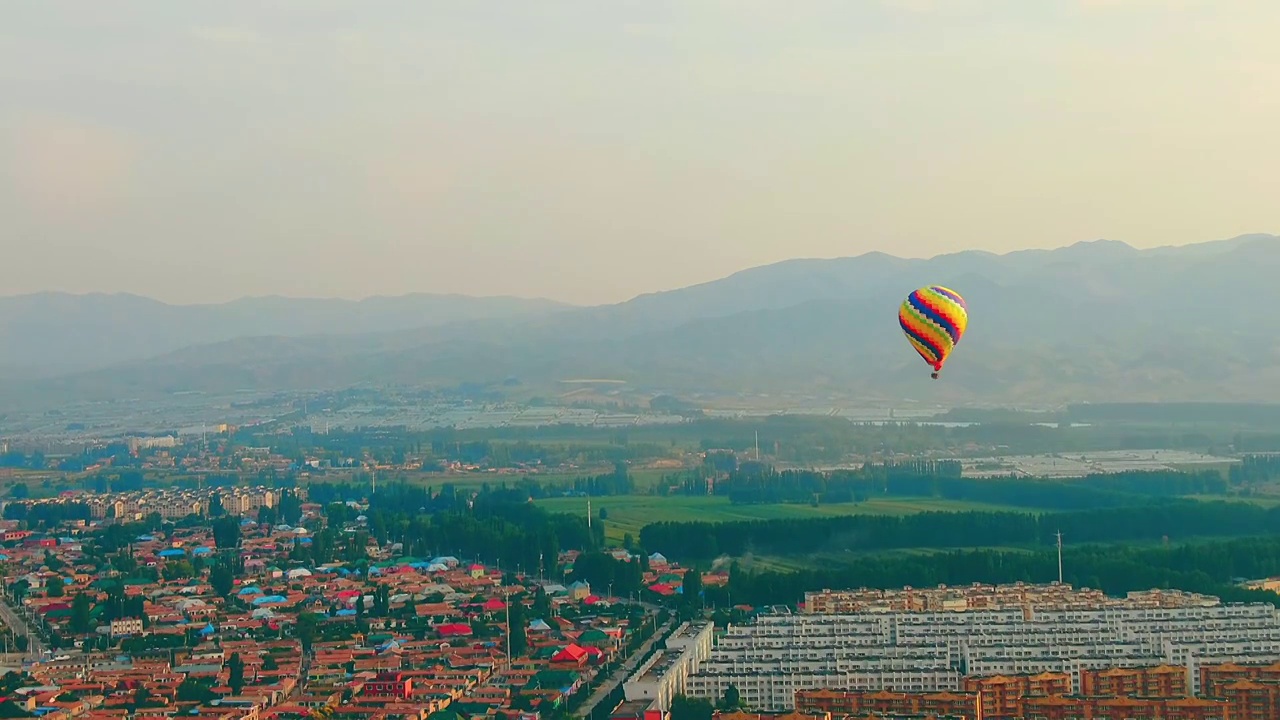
left=1184, top=494, right=1280, bottom=506
left=534, top=494, right=1037, bottom=546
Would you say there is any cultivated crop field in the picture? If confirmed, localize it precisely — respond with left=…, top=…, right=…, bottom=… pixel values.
left=535, top=494, right=1036, bottom=545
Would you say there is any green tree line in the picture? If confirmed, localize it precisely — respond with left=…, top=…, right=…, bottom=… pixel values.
left=640, top=500, right=1280, bottom=560
left=684, top=466, right=1229, bottom=507
left=713, top=536, right=1280, bottom=607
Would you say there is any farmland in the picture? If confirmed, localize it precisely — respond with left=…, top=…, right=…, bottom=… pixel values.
left=534, top=494, right=1036, bottom=546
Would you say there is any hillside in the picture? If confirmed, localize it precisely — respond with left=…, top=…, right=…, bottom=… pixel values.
left=3, top=233, right=1278, bottom=406
left=0, top=292, right=570, bottom=377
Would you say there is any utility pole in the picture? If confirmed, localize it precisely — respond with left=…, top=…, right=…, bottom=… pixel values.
left=1056, top=530, right=1064, bottom=585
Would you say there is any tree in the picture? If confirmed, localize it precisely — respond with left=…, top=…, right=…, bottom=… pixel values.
left=720, top=685, right=741, bottom=710
left=70, top=593, right=92, bottom=634
left=208, top=493, right=225, bottom=517
left=9, top=579, right=29, bottom=603
left=177, top=679, right=217, bottom=703
left=47, top=580, right=64, bottom=598
left=262, top=655, right=279, bottom=672
left=163, top=560, right=196, bottom=581
left=8, top=483, right=28, bottom=499
left=507, top=596, right=528, bottom=657
left=681, top=568, right=703, bottom=615
left=372, top=584, right=390, bottom=616
left=670, top=695, right=714, bottom=720
left=295, top=612, right=320, bottom=652
left=209, top=564, right=235, bottom=598
left=227, top=652, right=245, bottom=695
left=212, top=516, right=240, bottom=549
left=133, top=685, right=152, bottom=708
left=532, top=586, right=551, bottom=621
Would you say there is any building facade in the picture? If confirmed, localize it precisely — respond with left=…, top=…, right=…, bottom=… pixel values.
left=623, top=622, right=715, bottom=710
left=685, top=585, right=1280, bottom=710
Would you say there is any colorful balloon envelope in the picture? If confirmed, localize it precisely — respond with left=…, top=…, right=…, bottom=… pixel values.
left=898, top=286, right=968, bottom=379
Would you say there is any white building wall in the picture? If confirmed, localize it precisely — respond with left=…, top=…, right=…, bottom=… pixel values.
left=685, top=603, right=1280, bottom=710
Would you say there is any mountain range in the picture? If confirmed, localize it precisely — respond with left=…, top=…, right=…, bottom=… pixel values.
left=2, top=233, right=1277, bottom=408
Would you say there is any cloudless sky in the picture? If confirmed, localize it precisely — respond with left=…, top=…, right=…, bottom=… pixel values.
left=2, top=0, right=1278, bottom=305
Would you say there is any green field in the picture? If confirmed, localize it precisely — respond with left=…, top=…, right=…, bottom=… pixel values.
left=1184, top=494, right=1280, bottom=506
left=535, top=494, right=1036, bottom=545
left=300, top=466, right=675, bottom=491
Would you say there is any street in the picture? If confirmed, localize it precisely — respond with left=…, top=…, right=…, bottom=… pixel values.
left=574, top=618, right=677, bottom=718
left=0, top=598, right=45, bottom=660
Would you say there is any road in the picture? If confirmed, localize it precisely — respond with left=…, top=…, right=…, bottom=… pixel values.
left=574, top=618, right=677, bottom=718
left=0, top=598, right=44, bottom=660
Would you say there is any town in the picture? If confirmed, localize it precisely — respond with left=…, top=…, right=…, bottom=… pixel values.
left=2, top=481, right=1280, bottom=720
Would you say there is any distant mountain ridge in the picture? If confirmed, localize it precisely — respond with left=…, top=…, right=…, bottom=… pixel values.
left=2, top=233, right=1277, bottom=406
left=0, top=292, right=571, bottom=377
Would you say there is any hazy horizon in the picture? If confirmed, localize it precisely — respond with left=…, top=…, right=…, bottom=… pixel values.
left=4, top=1, right=1278, bottom=306
left=0, top=231, right=1273, bottom=307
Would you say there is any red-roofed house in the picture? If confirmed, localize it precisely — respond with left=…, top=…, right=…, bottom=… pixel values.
left=551, top=644, right=589, bottom=668
left=436, top=623, right=473, bottom=638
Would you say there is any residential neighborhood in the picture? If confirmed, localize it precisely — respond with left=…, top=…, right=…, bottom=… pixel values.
left=0, top=491, right=697, bottom=720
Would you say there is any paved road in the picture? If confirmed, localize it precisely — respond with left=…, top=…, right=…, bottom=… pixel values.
left=0, top=599, right=44, bottom=660
left=574, top=619, right=677, bottom=718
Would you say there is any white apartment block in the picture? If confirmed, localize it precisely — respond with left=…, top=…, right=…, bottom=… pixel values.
left=624, top=622, right=715, bottom=710
left=109, top=617, right=144, bottom=638
left=686, top=594, right=1280, bottom=711
left=78, top=486, right=277, bottom=520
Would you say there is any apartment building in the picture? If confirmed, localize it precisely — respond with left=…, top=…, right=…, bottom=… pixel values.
left=623, top=622, right=714, bottom=710
left=1082, top=664, right=1190, bottom=697
left=795, top=688, right=979, bottom=718
left=797, top=684, right=1232, bottom=720
left=109, top=617, right=144, bottom=638
left=1202, top=661, right=1280, bottom=694
left=963, top=672, right=1072, bottom=717
left=77, top=486, right=277, bottom=520
left=803, top=583, right=1219, bottom=615
left=685, top=587, right=1280, bottom=709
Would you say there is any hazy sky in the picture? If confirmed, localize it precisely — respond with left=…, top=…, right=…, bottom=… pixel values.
left=3, top=1, right=1278, bottom=306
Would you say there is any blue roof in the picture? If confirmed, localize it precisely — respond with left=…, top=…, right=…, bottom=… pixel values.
left=335, top=609, right=357, bottom=616
left=157, top=549, right=185, bottom=557
left=252, top=595, right=286, bottom=605
left=192, top=547, right=213, bottom=555
left=237, top=586, right=262, bottom=596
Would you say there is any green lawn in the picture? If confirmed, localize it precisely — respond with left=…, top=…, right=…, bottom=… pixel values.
left=535, top=494, right=1035, bottom=545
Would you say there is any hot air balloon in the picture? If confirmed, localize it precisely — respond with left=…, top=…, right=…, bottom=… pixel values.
left=898, top=286, right=968, bottom=379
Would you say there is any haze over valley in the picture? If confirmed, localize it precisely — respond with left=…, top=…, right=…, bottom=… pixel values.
left=2, top=233, right=1276, bottom=411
